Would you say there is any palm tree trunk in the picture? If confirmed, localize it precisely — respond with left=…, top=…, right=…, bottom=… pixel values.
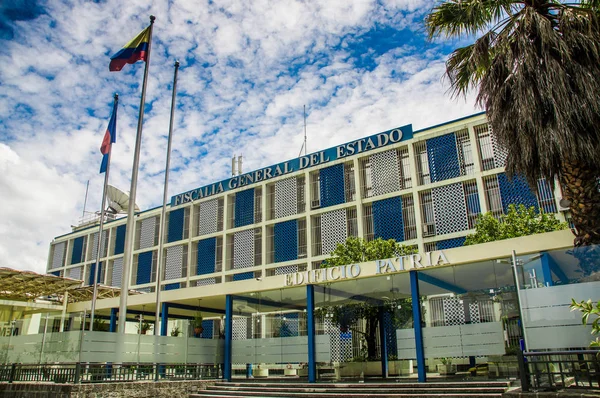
left=560, top=160, right=600, bottom=246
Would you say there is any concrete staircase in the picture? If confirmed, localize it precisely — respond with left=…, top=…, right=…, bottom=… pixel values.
left=190, top=381, right=512, bottom=398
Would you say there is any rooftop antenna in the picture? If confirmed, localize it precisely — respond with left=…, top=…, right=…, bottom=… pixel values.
left=298, top=105, right=307, bottom=157
left=82, top=180, right=90, bottom=218
left=231, top=154, right=236, bottom=177
left=238, top=155, right=243, bottom=175
left=106, top=185, right=140, bottom=214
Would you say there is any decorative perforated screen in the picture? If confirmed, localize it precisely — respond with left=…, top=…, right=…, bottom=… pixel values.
left=90, top=231, right=108, bottom=261
left=432, top=183, right=468, bottom=235
left=233, top=229, right=255, bottom=269
left=111, top=258, right=123, bottom=287
left=51, top=242, right=65, bottom=269
left=321, top=209, right=348, bottom=256
left=274, top=220, right=298, bottom=263
left=68, top=266, right=82, bottom=280
left=372, top=196, right=404, bottom=242
left=274, top=265, right=299, bottom=275
left=274, top=177, right=298, bottom=218
left=370, top=149, right=401, bottom=196
left=198, top=199, right=219, bottom=235
left=232, top=317, right=248, bottom=340
left=443, top=297, right=466, bottom=326
left=139, top=217, right=156, bottom=249
left=165, top=245, right=184, bottom=280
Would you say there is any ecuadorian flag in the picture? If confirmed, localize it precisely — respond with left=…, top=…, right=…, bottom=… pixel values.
left=100, top=101, right=118, bottom=173
left=109, top=26, right=150, bottom=72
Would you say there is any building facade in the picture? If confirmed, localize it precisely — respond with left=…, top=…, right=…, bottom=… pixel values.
left=47, top=112, right=564, bottom=291
left=39, top=112, right=598, bottom=381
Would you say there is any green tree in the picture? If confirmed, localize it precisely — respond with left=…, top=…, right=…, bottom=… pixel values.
left=570, top=299, right=600, bottom=349
left=316, top=237, right=417, bottom=360
left=425, top=0, right=600, bottom=247
left=465, top=204, right=567, bottom=245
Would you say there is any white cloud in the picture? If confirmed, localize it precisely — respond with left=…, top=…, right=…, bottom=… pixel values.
left=0, top=0, right=478, bottom=274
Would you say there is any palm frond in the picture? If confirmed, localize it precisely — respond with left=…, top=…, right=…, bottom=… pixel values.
left=445, top=31, right=495, bottom=97
left=426, top=0, right=514, bottom=39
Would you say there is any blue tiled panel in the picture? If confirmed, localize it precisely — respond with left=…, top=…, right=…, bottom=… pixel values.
left=87, top=262, right=102, bottom=286
left=165, top=283, right=180, bottom=290
left=136, top=251, right=153, bottom=285
left=235, top=188, right=255, bottom=227
left=71, top=237, right=85, bottom=264
left=233, top=272, right=253, bottom=281
left=274, top=220, right=298, bottom=263
left=201, top=320, right=214, bottom=339
left=167, top=208, right=185, bottom=243
left=372, top=196, right=404, bottom=242
left=114, top=225, right=126, bottom=255
left=319, top=164, right=345, bottom=207
left=383, top=312, right=398, bottom=357
left=497, top=173, right=539, bottom=213
left=197, top=238, right=216, bottom=275
left=436, top=237, right=466, bottom=250
left=426, top=133, right=460, bottom=182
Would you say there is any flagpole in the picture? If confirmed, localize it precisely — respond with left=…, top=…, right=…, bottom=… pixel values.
left=91, top=93, right=119, bottom=331
left=118, top=15, right=155, bottom=333
left=154, top=60, right=180, bottom=335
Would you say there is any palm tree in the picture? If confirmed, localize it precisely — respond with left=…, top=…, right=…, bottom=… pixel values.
left=425, top=0, right=600, bottom=246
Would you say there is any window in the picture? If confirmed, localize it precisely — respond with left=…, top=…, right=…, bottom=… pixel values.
left=419, top=191, right=435, bottom=237
left=456, top=129, right=474, bottom=175
left=415, top=141, right=430, bottom=185
left=402, top=195, right=417, bottom=240
left=483, top=176, right=503, bottom=218
left=475, top=123, right=496, bottom=171
left=463, top=180, right=481, bottom=228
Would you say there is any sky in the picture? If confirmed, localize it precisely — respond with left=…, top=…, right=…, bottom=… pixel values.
left=0, top=0, right=479, bottom=275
